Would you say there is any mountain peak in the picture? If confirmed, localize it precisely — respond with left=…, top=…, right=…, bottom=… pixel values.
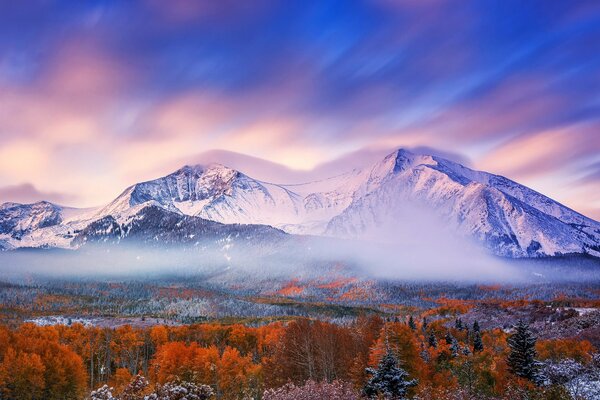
left=382, top=148, right=438, bottom=173
left=2, top=148, right=599, bottom=259
left=173, top=162, right=238, bottom=176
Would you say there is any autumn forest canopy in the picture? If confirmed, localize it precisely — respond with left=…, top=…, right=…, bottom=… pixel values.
left=0, top=283, right=600, bottom=400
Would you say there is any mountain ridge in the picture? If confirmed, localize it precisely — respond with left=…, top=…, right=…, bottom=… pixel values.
left=1, top=148, right=599, bottom=258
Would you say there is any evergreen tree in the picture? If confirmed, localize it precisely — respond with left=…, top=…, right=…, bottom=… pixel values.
left=450, top=337, right=460, bottom=358
left=473, top=330, right=484, bottom=353
left=364, top=350, right=418, bottom=399
left=427, top=332, right=438, bottom=348
left=473, top=320, right=480, bottom=333
left=420, top=343, right=430, bottom=363
left=455, top=318, right=464, bottom=331
left=445, top=331, right=459, bottom=357
left=462, top=345, right=472, bottom=356
left=445, top=331, right=454, bottom=345
left=145, top=381, right=214, bottom=400
left=90, top=385, right=115, bottom=400
left=121, top=374, right=148, bottom=400
left=408, top=316, right=416, bottom=331
left=421, top=317, right=428, bottom=332
left=507, top=320, right=545, bottom=385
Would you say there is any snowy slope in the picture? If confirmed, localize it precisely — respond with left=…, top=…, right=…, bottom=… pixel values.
left=325, top=149, right=600, bottom=257
left=96, top=164, right=359, bottom=234
left=1, top=149, right=599, bottom=258
left=0, top=201, right=99, bottom=249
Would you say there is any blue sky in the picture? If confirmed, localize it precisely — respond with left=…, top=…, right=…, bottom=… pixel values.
left=0, top=0, right=599, bottom=218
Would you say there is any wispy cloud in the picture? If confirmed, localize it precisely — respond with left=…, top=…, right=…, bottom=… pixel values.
left=0, top=1, right=598, bottom=219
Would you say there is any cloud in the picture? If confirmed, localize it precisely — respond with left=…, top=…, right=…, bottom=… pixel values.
left=478, top=122, right=600, bottom=179
left=0, top=183, right=76, bottom=205
left=0, top=0, right=599, bottom=216
left=579, top=161, right=600, bottom=184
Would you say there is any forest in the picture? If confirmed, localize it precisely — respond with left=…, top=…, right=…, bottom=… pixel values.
left=1, top=294, right=599, bottom=399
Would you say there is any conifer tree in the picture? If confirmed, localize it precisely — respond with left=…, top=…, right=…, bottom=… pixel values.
left=455, top=318, right=464, bottom=331
left=427, top=332, right=438, bottom=348
left=473, top=330, right=484, bottom=353
left=445, top=331, right=454, bottom=345
left=473, top=320, right=480, bottom=333
left=420, top=343, right=430, bottom=363
left=445, top=331, right=459, bottom=357
left=408, top=316, right=416, bottom=331
left=462, top=346, right=472, bottom=356
left=363, top=350, right=418, bottom=399
left=507, top=320, right=545, bottom=385
left=90, top=385, right=115, bottom=400
left=450, top=337, right=460, bottom=358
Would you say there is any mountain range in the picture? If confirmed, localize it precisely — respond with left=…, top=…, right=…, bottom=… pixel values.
left=1, top=148, right=599, bottom=259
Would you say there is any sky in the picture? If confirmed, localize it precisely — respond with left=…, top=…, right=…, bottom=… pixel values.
left=0, top=0, right=599, bottom=219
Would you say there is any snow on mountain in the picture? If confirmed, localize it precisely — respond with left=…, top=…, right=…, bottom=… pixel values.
left=1, top=149, right=599, bottom=258
left=0, top=201, right=98, bottom=249
left=325, top=149, right=600, bottom=257
left=73, top=204, right=287, bottom=249
left=96, top=164, right=358, bottom=235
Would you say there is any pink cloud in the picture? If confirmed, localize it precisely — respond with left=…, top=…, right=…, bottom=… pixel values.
left=478, top=122, right=600, bottom=179
left=419, top=75, right=570, bottom=142
left=0, top=183, right=76, bottom=205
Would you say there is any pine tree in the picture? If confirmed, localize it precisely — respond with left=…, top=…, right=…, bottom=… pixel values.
left=445, top=331, right=454, bottom=345
left=145, top=381, right=214, bottom=400
left=445, top=331, right=459, bottom=357
left=462, top=345, right=472, bottom=356
left=507, top=320, right=545, bottom=385
left=427, top=332, right=437, bottom=348
left=121, top=374, right=148, bottom=400
left=450, top=337, right=460, bottom=358
left=473, top=320, right=480, bottom=333
left=408, top=316, right=416, bottom=331
left=420, top=343, right=430, bottom=362
left=363, top=350, right=418, bottom=399
left=473, top=330, right=484, bottom=353
left=90, top=385, right=115, bottom=400
left=455, top=318, right=464, bottom=331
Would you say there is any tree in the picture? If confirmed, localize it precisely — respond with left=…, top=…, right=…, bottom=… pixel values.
left=364, top=350, right=418, bottom=399
left=0, top=348, right=45, bottom=400
left=507, top=320, right=545, bottom=385
left=263, top=380, right=358, bottom=400
left=408, top=316, right=416, bottom=331
left=427, top=332, right=438, bottom=349
left=145, top=380, right=214, bottom=400
left=472, top=321, right=480, bottom=333
left=447, top=335, right=459, bottom=358
left=120, top=374, right=148, bottom=400
left=114, top=367, right=133, bottom=392
left=455, top=318, right=464, bottom=331
left=473, top=330, right=484, bottom=353
left=444, top=332, right=454, bottom=345
left=90, top=385, right=116, bottom=400
left=217, top=346, right=261, bottom=400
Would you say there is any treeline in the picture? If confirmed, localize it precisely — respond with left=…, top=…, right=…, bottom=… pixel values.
left=0, top=316, right=598, bottom=399
left=2, top=279, right=600, bottom=325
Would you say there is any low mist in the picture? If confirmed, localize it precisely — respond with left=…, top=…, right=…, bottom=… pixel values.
left=0, top=200, right=597, bottom=284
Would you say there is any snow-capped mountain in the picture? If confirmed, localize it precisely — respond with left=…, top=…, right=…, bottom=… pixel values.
left=96, top=163, right=361, bottom=235
left=73, top=204, right=287, bottom=248
left=1, top=149, right=599, bottom=258
left=325, top=150, right=600, bottom=258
